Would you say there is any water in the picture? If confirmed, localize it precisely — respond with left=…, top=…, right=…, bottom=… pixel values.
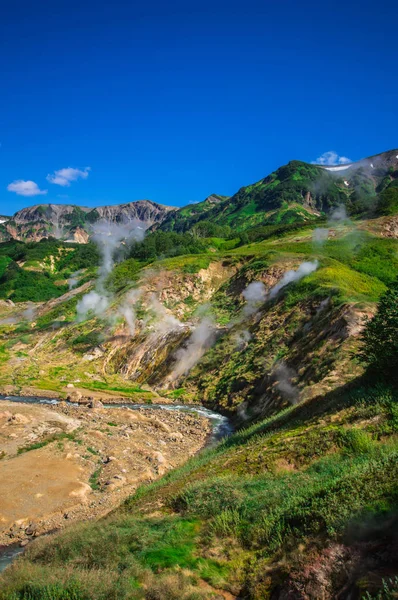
left=0, top=544, right=24, bottom=573
left=0, top=394, right=233, bottom=572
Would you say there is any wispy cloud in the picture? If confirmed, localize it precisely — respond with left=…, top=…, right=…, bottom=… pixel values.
left=7, top=180, right=47, bottom=197
left=47, top=166, right=91, bottom=187
left=312, top=151, right=352, bottom=166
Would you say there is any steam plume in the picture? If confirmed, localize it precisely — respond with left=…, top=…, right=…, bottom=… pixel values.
left=269, top=261, right=319, bottom=299
left=312, top=205, right=349, bottom=245
left=242, top=281, right=267, bottom=315
left=170, top=317, right=216, bottom=381
left=77, top=219, right=145, bottom=322
left=118, top=289, right=142, bottom=336
left=68, top=270, right=81, bottom=290
left=273, top=362, right=299, bottom=404
left=77, top=290, right=109, bottom=318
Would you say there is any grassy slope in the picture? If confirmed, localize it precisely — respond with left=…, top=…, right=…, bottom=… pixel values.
left=1, top=380, right=397, bottom=599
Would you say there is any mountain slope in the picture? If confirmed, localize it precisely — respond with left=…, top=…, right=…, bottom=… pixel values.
left=159, top=149, right=398, bottom=234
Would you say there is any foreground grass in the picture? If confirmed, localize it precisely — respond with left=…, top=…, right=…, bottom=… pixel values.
left=1, top=381, right=397, bottom=599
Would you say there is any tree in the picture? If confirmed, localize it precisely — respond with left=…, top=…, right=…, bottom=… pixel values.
left=377, top=185, right=398, bottom=216
left=359, top=279, right=398, bottom=382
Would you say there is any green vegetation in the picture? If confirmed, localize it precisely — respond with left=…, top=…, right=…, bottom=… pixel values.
left=105, top=258, right=140, bottom=292
left=1, top=381, right=397, bottom=599
left=377, top=182, right=398, bottom=215
left=0, top=239, right=99, bottom=302
left=17, top=432, right=77, bottom=454
left=359, top=279, right=398, bottom=381
left=129, top=231, right=208, bottom=261
left=89, top=467, right=102, bottom=491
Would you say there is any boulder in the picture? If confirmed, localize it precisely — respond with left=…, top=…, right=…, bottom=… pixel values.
left=88, top=399, right=103, bottom=409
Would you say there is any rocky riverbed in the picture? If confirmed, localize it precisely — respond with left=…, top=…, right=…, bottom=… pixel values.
left=0, top=399, right=211, bottom=548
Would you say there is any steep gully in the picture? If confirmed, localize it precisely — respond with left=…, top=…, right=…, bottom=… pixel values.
left=0, top=394, right=234, bottom=572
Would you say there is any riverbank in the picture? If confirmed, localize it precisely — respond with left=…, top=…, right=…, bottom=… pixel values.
left=0, top=397, right=213, bottom=550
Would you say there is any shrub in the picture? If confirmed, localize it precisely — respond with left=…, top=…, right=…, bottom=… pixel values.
left=338, top=428, right=374, bottom=455
left=359, top=279, right=398, bottom=381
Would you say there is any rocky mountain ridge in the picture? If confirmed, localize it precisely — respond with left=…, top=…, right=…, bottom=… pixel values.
left=0, top=200, right=176, bottom=243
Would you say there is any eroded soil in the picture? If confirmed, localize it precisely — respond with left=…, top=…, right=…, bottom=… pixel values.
left=0, top=400, right=211, bottom=547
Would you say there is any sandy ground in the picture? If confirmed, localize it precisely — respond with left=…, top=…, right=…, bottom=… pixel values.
left=0, top=400, right=211, bottom=547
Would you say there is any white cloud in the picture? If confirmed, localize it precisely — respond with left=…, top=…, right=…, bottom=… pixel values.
left=312, top=151, right=352, bottom=166
left=47, top=166, right=91, bottom=187
left=7, top=180, right=47, bottom=197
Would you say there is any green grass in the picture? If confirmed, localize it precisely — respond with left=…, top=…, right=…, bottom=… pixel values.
left=77, top=381, right=152, bottom=397
left=89, top=467, right=102, bottom=491
left=1, top=382, right=397, bottom=599
left=86, top=446, right=100, bottom=456
left=17, top=432, right=77, bottom=454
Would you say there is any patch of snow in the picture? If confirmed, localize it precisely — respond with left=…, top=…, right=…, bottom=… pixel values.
left=370, top=163, right=374, bottom=168
left=344, top=180, right=349, bottom=186
left=323, top=164, right=352, bottom=172
left=0, top=219, right=7, bottom=224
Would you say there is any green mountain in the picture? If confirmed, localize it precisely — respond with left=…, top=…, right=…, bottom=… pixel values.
left=160, top=149, right=398, bottom=233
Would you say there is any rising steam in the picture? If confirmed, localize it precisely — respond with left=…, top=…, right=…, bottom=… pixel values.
left=273, top=361, right=299, bottom=404
left=77, top=219, right=145, bottom=322
left=118, top=289, right=142, bottom=336
left=242, top=281, right=267, bottom=315
left=169, top=317, right=216, bottom=382
left=269, top=260, right=319, bottom=299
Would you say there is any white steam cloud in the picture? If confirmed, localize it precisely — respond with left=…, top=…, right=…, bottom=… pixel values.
left=330, top=205, right=348, bottom=222
left=92, top=220, right=145, bottom=278
left=77, top=220, right=145, bottom=322
left=76, top=290, right=109, bottom=319
left=170, top=317, right=216, bottom=381
left=312, top=228, right=329, bottom=244
left=118, top=289, right=142, bottom=336
left=147, top=294, right=183, bottom=333
left=242, top=281, right=267, bottom=315
left=22, top=303, right=36, bottom=322
left=68, top=270, right=82, bottom=290
left=273, top=362, right=299, bottom=404
left=233, top=329, right=252, bottom=348
left=269, top=261, right=319, bottom=299
left=312, top=205, right=349, bottom=246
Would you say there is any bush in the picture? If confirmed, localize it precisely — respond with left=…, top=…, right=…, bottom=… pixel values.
left=359, top=279, right=398, bottom=381
left=338, top=428, right=374, bottom=455
left=105, top=258, right=140, bottom=292
left=377, top=185, right=398, bottom=215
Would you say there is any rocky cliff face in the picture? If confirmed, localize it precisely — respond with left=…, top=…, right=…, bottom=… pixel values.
left=4, top=200, right=176, bottom=242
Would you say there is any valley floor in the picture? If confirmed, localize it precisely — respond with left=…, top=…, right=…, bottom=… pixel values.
left=0, top=399, right=210, bottom=549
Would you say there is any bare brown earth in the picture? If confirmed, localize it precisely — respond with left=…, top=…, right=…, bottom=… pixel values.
left=0, top=400, right=211, bottom=548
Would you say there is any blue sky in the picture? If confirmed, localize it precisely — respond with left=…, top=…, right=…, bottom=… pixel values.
left=1, top=0, right=397, bottom=214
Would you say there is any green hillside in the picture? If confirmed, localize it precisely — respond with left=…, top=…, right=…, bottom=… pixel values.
left=160, top=152, right=398, bottom=234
